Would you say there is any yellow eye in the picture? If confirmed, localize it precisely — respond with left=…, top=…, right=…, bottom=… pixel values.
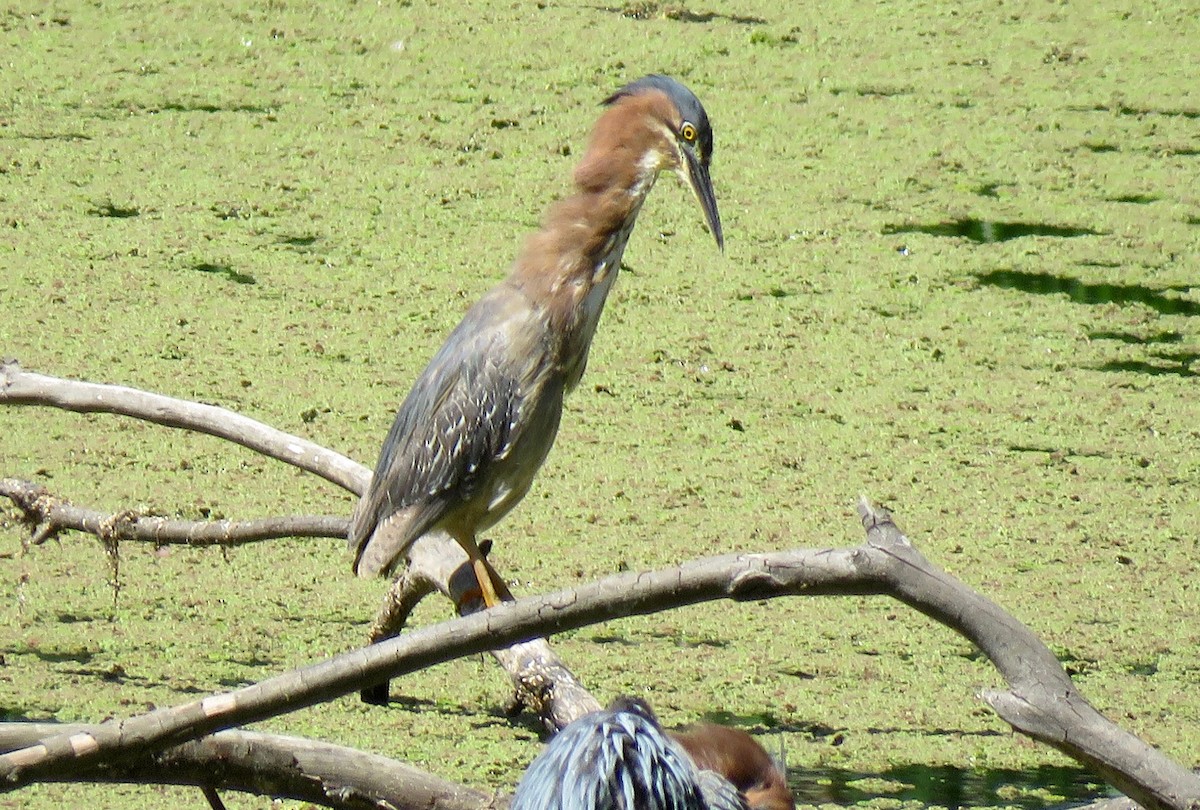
left=680, top=122, right=698, bottom=143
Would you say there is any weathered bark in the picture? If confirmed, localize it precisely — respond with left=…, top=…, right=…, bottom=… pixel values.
left=0, top=723, right=493, bottom=810
left=363, top=532, right=602, bottom=728
left=0, top=360, right=603, bottom=729
left=854, top=501, right=1200, bottom=810
left=0, top=360, right=367, bottom=493
left=0, top=546, right=874, bottom=791
left=0, top=478, right=346, bottom=547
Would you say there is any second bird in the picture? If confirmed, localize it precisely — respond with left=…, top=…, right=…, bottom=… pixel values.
left=350, top=75, right=724, bottom=607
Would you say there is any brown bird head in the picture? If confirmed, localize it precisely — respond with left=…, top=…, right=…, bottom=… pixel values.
left=575, top=74, right=724, bottom=251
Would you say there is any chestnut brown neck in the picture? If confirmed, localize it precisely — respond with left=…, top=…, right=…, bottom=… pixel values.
left=671, top=724, right=796, bottom=810
left=507, top=92, right=674, bottom=387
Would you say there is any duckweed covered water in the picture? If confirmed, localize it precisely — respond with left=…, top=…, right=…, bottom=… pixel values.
left=2, top=1, right=1198, bottom=808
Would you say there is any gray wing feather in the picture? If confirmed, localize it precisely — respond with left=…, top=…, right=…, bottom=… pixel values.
left=349, top=289, right=533, bottom=572
left=696, top=771, right=751, bottom=810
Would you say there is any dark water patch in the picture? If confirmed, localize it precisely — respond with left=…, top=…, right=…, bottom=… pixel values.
left=1154, top=349, right=1200, bottom=367
left=591, top=3, right=766, bottom=24
left=213, top=203, right=270, bottom=221
left=1007, top=445, right=1109, bottom=459
left=1098, top=355, right=1199, bottom=378
left=216, top=676, right=259, bottom=688
left=789, top=763, right=1111, bottom=809
left=851, top=85, right=913, bottom=98
left=696, top=708, right=792, bottom=730
left=735, top=286, right=799, bottom=301
left=90, top=201, right=140, bottom=218
left=152, top=101, right=273, bottom=114
left=1074, top=103, right=1200, bottom=120
left=884, top=219, right=1101, bottom=243
left=54, top=611, right=103, bottom=624
left=1107, top=193, right=1159, bottom=204
left=1088, top=330, right=1183, bottom=345
left=9, top=131, right=92, bottom=141
left=779, top=667, right=817, bottom=680
left=827, top=84, right=913, bottom=97
left=192, top=262, right=256, bottom=285
left=973, top=270, right=1200, bottom=316
left=1159, top=146, right=1200, bottom=157
left=1126, top=659, right=1159, bottom=676
left=60, top=663, right=146, bottom=684
left=27, top=647, right=95, bottom=665
left=278, top=234, right=319, bottom=248
left=588, top=633, right=636, bottom=645
left=1056, top=652, right=1099, bottom=678
left=0, top=709, right=50, bottom=722
left=745, top=25, right=797, bottom=47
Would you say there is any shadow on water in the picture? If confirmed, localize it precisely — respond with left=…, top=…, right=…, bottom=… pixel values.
left=1089, top=330, right=1183, bottom=345
left=789, top=763, right=1112, bottom=809
left=192, top=262, right=256, bottom=285
left=1107, top=193, right=1159, bottom=204
left=590, top=3, right=766, bottom=24
left=973, top=270, right=1200, bottom=316
left=117, top=101, right=274, bottom=115
left=1090, top=333, right=1200, bottom=377
left=89, top=201, right=141, bottom=218
left=1072, top=103, right=1200, bottom=120
left=883, top=219, right=1101, bottom=243
left=1095, top=357, right=1198, bottom=378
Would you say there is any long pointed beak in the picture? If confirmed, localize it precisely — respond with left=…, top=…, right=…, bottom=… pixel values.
left=683, top=150, right=724, bottom=252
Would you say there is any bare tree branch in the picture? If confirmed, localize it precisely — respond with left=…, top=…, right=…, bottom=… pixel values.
left=0, top=361, right=368, bottom=494
left=853, top=499, right=1200, bottom=810
left=5, top=365, right=1199, bottom=808
left=0, top=545, right=875, bottom=791
left=0, top=365, right=597, bottom=729
left=1, top=478, right=347, bottom=547
left=4, top=507, right=1197, bottom=809
left=0, top=723, right=493, bottom=810
left=365, top=532, right=602, bottom=728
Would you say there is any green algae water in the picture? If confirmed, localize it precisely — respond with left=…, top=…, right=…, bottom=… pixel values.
left=2, top=1, right=1198, bottom=808
left=791, top=764, right=1113, bottom=809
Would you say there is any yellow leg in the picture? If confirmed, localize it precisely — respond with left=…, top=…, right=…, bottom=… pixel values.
left=459, top=534, right=510, bottom=608
left=471, top=555, right=501, bottom=608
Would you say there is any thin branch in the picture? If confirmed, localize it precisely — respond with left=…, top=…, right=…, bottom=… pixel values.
left=1, top=365, right=594, bottom=728
left=1, top=478, right=347, bottom=547
left=854, top=498, right=1200, bottom=810
left=201, top=786, right=226, bottom=810
left=0, top=361, right=368, bottom=494
left=0, top=723, right=492, bottom=810
left=366, top=532, right=602, bottom=728
left=0, top=546, right=876, bottom=791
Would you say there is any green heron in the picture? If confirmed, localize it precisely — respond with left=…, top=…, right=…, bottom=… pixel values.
left=350, top=75, right=723, bottom=607
left=511, top=697, right=792, bottom=810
